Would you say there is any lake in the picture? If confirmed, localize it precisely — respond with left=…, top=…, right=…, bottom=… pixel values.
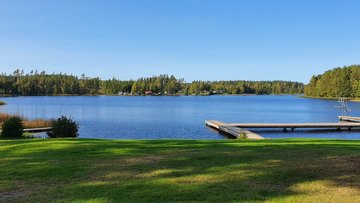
left=1, top=95, right=360, bottom=139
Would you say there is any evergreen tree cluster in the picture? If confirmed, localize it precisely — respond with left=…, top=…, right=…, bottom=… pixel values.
left=186, top=80, right=303, bottom=95
left=0, top=70, right=101, bottom=95
left=304, top=65, right=360, bottom=98
left=0, top=70, right=304, bottom=96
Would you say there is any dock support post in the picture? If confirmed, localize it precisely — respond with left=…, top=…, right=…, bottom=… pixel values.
left=349, top=127, right=352, bottom=132
left=291, top=128, right=295, bottom=132
left=283, top=128, right=287, bottom=132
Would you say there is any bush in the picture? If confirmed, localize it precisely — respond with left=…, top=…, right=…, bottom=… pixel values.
left=47, top=116, right=79, bottom=138
left=238, top=131, right=248, bottom=139
left=1, top=116, right=24, bottom=138
left=0, top=101, right=6, bottom=105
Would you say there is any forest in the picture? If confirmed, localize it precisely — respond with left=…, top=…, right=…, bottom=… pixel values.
left=304, top=65, right=360, bottom=98
left=0, top=69, right=304, bottom=96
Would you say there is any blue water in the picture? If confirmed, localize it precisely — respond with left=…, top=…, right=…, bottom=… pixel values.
left=1, top=95, right=360, bottom=139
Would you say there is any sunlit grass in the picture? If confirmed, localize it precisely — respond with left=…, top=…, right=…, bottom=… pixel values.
left=0, top=138, right=360, bottom=202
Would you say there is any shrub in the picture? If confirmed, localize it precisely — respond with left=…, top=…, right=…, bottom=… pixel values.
left=47, top=116, right=79, bottom=138
left=238, top=131, right=248, bottom=139
left=0, top=101, right=6, bottom=105
left=1, top=116, right=24, bottom=138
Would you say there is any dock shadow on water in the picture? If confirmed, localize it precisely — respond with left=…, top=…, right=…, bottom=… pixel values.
left=206, top=126, right=236, bottom=139
left=1, top=139, right=360, bottom=202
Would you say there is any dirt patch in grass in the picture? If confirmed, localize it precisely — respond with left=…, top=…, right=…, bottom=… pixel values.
left=326, top=155, right=360, bottom=187
left=0, top=180, right=29, bottom=202
left=346, top=156, right=360, bottom=170
left=0, top=191, right=28, bottom=200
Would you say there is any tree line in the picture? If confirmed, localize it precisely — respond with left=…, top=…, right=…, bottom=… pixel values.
left=0, top=69, right=304, bottom=96
left=304, top=65, right=360, bottom=98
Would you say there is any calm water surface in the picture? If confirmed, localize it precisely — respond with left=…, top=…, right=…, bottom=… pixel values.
left=1, top=95, right=360, bottom=139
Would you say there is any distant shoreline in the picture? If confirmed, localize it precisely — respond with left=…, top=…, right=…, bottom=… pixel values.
left=301, top=95, right=360, bottom=102
left=0, top=93, right=304, bottom=97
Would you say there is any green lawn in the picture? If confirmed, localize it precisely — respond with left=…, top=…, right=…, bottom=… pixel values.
left=1, top=138, right=360, bottom=202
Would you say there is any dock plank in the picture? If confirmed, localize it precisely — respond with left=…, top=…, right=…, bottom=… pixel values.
left=206, top=120, right=264, bottom=139
left=205, top=119, right=360, bottom=139
left=339, top=116, right=360, bottom=123
left=222, top=122, right=360, bottom=129
left=23, top=127, right=52, bottom=133
left=220, top=126, right=264, bottom=139
left=205, top=120, right=226, bottom=129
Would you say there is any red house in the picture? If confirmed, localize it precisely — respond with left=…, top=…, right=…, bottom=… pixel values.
left=144, top=90, right=152, bottom=95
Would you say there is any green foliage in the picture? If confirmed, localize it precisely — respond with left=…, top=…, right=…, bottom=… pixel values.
left=0, top=70, right=304, bottom=96
left=187, top=80, right=303, bottom=95
left=238, top=131, right=248, bottom=139
left=1, top=116, right=24, bottom=137
left=47, top=116, right=79, bottom=138
left=130, top=74, right=184, bottom=95
left=305, top=65, right=360, bottom=98
left=0, top=101, right=5, bottom=105
left=0, top=70, right=100, bottom=95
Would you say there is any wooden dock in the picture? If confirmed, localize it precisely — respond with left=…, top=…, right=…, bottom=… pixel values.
left=216, top=122, right=360, bottom=130
left=339, top=116, right=360, bottom=123
left=23, top=127, right=52, bottom=133
left=205, top=120, right=264, bottom=139
left=206, top=119, right=360, bottom=139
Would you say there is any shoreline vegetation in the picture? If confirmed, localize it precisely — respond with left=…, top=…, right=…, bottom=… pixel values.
left=301, top=95, right=360, bottom=102
left=305, top=64, right=360, bottom=98
left=3, top=65, right=360, bottom=98
left=0, top=69, right=303, bottom=96
left=1, top=138, right=359, bottom=202
left=4, top=65, right=360, bottom=98
left=0, top=93, right=304, bottom=97
left=0, top=113, right=52, bottom=129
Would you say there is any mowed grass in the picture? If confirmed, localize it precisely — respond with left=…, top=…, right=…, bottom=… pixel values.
left=0, top=139, right=360, bottom=202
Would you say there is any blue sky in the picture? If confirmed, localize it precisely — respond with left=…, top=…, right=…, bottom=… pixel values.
left=0, top=0, right=359, bottom=83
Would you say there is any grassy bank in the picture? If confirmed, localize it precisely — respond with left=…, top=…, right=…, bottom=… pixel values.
left=1, top=138, right=360, bottom=202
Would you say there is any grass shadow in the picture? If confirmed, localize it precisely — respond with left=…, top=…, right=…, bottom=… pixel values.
left=1, top=139, right=360, bottom=202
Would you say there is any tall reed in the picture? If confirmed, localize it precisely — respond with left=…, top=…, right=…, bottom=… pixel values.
left=0, top=113, right=52, bottom=128
left=23, top=119, right=52, bottom=128
left=0, top=113, right=12, bottom=122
